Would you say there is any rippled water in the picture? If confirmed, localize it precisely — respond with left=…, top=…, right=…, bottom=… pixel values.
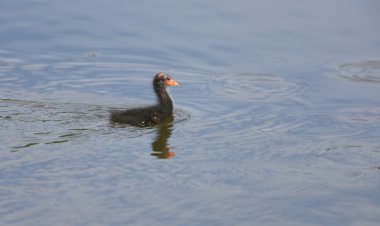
left=1, top=1, right=380, bottom=226
left=329, top=59, right=380, bottom=83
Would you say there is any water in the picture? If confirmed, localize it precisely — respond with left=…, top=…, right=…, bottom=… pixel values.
left=1, top=0, right=380, bottom=225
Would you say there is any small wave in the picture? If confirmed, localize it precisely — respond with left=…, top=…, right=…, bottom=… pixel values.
left=335, top=107, right=380, bottom=125
left=209, top=73, right=302, bottom=101
left=328, top=59, right=380, bottom=83
left=173, top=108, right=191, bottom=124
left=0, top=98, right=112, bottom=150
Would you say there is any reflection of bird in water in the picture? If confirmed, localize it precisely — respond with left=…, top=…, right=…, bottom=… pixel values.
left=151, top=116, right=176, bottom=159
left=110, top=72, right=178, bottom=126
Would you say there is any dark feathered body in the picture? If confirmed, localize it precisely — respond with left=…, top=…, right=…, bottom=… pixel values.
left=110, top=73, right=178, bottom=126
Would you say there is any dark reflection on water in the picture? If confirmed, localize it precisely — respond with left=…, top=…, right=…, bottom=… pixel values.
left=109, top=113, right=181, bottom=159
left=151, top=116, right=175, bottom=159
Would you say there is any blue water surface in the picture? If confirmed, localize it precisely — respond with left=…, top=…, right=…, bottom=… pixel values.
left=0, top=1, right=380, bottom=225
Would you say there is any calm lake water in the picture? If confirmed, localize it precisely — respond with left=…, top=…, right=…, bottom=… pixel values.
left=1, top=1, right=380, bottom=225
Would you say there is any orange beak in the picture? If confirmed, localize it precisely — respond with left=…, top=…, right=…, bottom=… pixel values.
left=165, top=79, right=179, bottom=86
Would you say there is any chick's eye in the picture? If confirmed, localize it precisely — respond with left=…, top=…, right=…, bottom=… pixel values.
left=166, top=77, right=171, bottom=80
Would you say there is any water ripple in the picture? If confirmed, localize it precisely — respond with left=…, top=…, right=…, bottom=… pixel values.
left=0, top=51, right=309, bottom=155
left=208, top=73, right=302, bottom=101
left=328, top=59, right=380, bottom=83
left=335, top=107, right=380, bottom=125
